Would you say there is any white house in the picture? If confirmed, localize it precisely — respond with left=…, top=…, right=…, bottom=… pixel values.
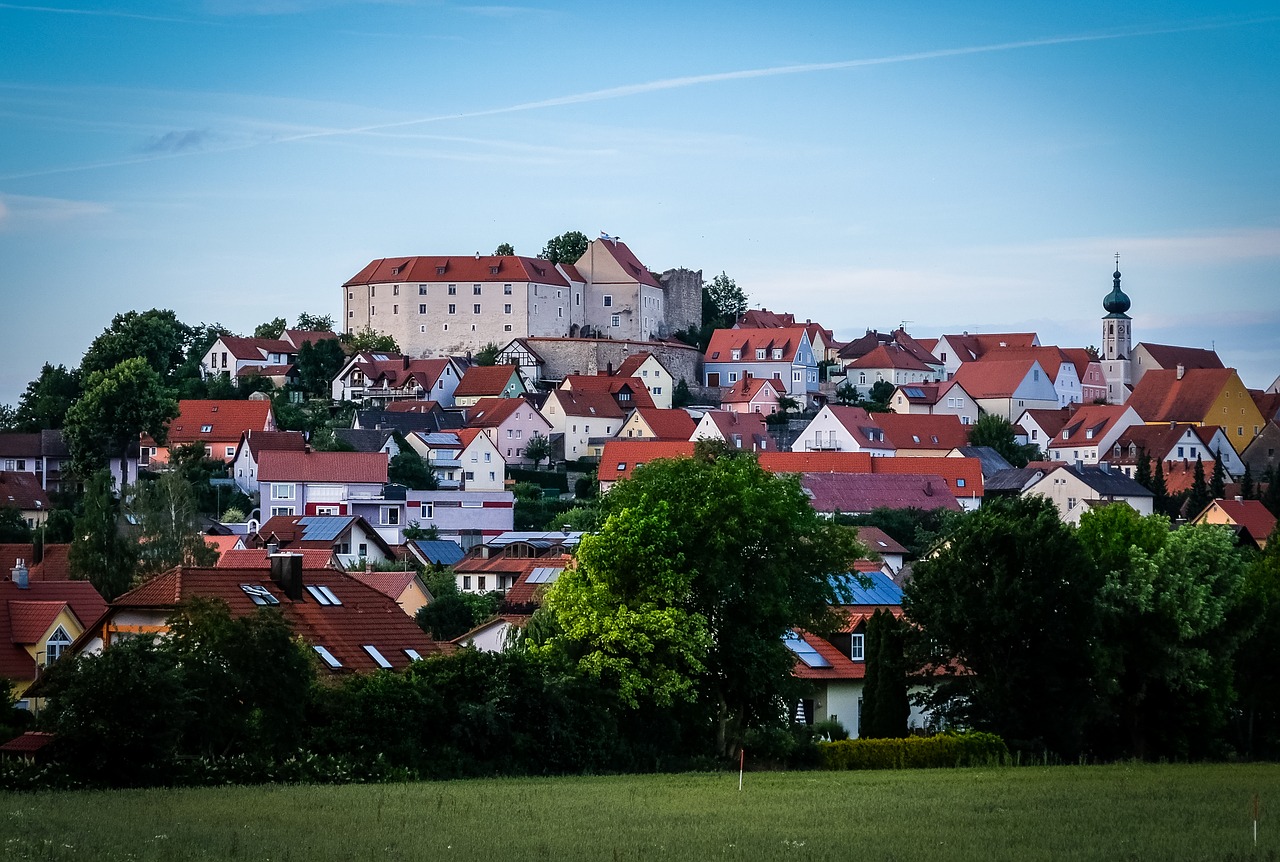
left=792, top=406, right=895, bottom=456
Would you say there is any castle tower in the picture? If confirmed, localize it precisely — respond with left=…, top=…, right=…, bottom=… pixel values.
left=1100, top=256, right=1132, bottom=403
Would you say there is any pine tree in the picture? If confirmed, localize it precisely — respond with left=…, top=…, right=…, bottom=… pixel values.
left=1210, top=454, right=1227, bottom=500
left=1241, top=463, right=1255, bottom=500
left=1152, top=459, right=1169, bottom=516
left=1187, top=454, right=1212, bottom=520
left=859, top=616, right=880, bottom=738
left=1135, top=449, right=1152, bottom=490
left=1263, top=466, right=1280, bottom=518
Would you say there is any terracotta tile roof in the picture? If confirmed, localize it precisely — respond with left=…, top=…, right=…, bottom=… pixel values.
left=386, top=400, right=443, bottom=414
left=838, top=329, right=938, bottom=365
left=593, top=239, right=661, bottom=288
left=846, top=344, right=934, bottom=372
left=349, top=570, right=420, bottom=601
left=236, top=364, right=295, bottom=379
left=871, top=455, right=985, bottom=498
left=561, top=376, right=656, bottom=410
left=549, top=389, right=627, bottom=420
left=355, top=357, right=454, bottom=392
left=1018, top=408, right=1073, bottom=440
left=951, top=359, right=1042, bottom=399
left=629, top=408, right=696, bottom=440
left=854, top=527, right=909, bottom=556
left=0, top=580, right=106, bottom=681
left=0, top=731, right=56, bottom=754
left=8, top=600, right=69, bottom=643
left=736, top=308, right=796, bottom=328
left=893, top=380, right=963, bottom=406
left=217, top=335, right=294, bottom=362
left=107, top=566, right=450, bottom=670
left=1202, top=498, right=1277, bottom=541
left=1250, top=390, right=1280, bottom=422
left=973, top=345, right=1072, bottom=380
left=598, top=441, right=695, bottom=482
left=465, top=397, right=529, bottom=429
left=204, top=535, right=241, bottom=555
left=821, top=406, right=894, bottom=451
left=345, top=255, right=574, bottom=288
left=258, top=450, right=388, bottom=484
left=1110, top=423, right=1217, bottom=465
left=1138, top=343, right=1224, bottom=372
left=697, top=410, right=772, bottom=449
left=939, top=332, right=1039, bottom=362
left=455, top=550, right=573, bottom=606
left=163, top=400, right=274, bottom=446
left=1125, top=368, right=1236, bottom=423
left=757, top=451, right=876, bottom=474
left=720, top=377, right=782, bottom=403
left=874, top=414, right=969, bottom=451
left=217, top=548, right=337, bottom=569
left=454, top=365, right=522, bottom=398
left=614, top=352, right=656, bottom=378
left=0, top=472, right=50, bottom=511
left=282, top=330, right=339, bottom=349
left=599, top=443, right=885, bottom=483
left=1049, top=404, right=1133, bottom=448
left=799, top=472, right=962, bottom=513
left=30, top=545, right=71, bottom=582
left=1060, top=348, right=1098, bottom=382
left=790, top=630, right=865, bottom=681
left=704, top=327, right=810, bottom=363
left=239, top=430, right=307, bottom=460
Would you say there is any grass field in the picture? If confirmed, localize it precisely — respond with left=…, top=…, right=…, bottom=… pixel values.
left=2, top=763, right=1278, bottom=861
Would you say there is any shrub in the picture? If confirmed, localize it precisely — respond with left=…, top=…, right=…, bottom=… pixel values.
left=819, top=732, right=1009, bottom=770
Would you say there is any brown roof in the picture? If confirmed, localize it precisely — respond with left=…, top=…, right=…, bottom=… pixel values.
left=799, top=472, right=962, bottom=513
left=0, top=731, right=56, bottom=754
left=628, top=408, right=696, bottom=440
left=854, top=527, right=909, bottom=556
left=874, top=413, right=969, bottom=451
left=1125, top=368, right=1236, bottom=423
left=0, top=546, right=72, bottom=582
left=821, top=407, right=894, bottom=452
left=385, top=400, right=443, bottom=414
left=258, top=451, right=389, bottom=484
left=238, top=430, right=307, bottom=460
left=216, top=548, right=338, bottom=569
left=720, top=377, right=783, bottom=403
left=1138, top=343, right=1224, bottom=372
left=345, top=255, right=575, bottom=288
left=1048, top=404, right=1133, bottom=449
left=216, top=335, right=295, bottom=362
left=0, top=472, right=50, bottom=511
left=736, top=308, right=797, bottom=328
left=561, top=376, right=656, bottom=410
left=939, top=332, right=1039, bottom=362
left=1110, top=423, right=1220, bottom=465
left=549, top=390, right=625, bottom=421
left=454, top=365, right=522, bottom=398
left=699, top=411, right=772, bottom=449
left=614, top=352, right=658, bottom=378
left=704, top=327, right=810, bottom=363
left=0, top=434, right=41, bottom=458
left=591, top=239, right=661, bottom=288
left=1250, top=390, right=1280, bottom=422
left=846, top=344, right=933, bottom=372
left=348, top=570, right=421, bottom=601
left=1018, top=407, right=1073, bottom=439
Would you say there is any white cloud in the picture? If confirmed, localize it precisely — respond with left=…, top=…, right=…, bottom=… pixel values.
left=0, top=194, right=110, bottom=231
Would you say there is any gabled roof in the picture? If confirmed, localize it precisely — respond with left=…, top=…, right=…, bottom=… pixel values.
left=846, top=344, right=933, bottom=372
left=497, top=555, right=573, bottom=605
left=1, top=579, right=106, bottom=681
left=560, top=375, right=656, bottom=410
left=704, top=327, right=811, bottom=363
left=1250, top=390, right=1280, bottom=422
left=871, top=456, right=984, bottom=498
left=799, top=472, right=962, bottom=513
left=873, top=413, right=968, bottom=452
left=216, top=548, right=338, bottom=569
left=1060, top=347, right=1100, bottom=382
left=736, top=308, right=796, bottom=328
left=937, top=332, right=1039, bottom=362
left=1125, top=368, right=1237, bottom=423
left=0, top=471, right=50, bottom=511
left=281, top=330, right=339, bottom=349
left=757, top=451, right=876, bottom=474
left=598, top=443, right=888, bottom=484
left=348, top=569, right=423, bottom=602
left=549, top=388, right=626, bottom=420
left=355, top=408, right=462, bottom=435
left=466, top=396, right=541, bottom=429
left=1017, top=408, right=1073, bottom=440
left=385, top=400, right=444, bottom=414
left=333, top=429, right=397, bottom=453
left=892, top=379, right=964, bottom=406
left=1110, top=423, right=1221, bottom=464
left=164, top=400, right=274, bottom=445
left=0, top=434, right=40, bottom=458
left=1049, top=404, right=1133, bottom=449
left=1137, top=343, right=1224, bottom=372
left=345, top=255, right=575, bottom=288
left=628, top=408, right=696, bottom=440
left=350, top=356, right=456, bottom=392
left=1197, top=498, right=1277, bottom=541
left=454, top=365, right=522, bottom=398
left=837, top=328, right=940, bottom=366
left=1043, top=464, right=1153, bottom=497
left=951, top=359, right=1045, bottom=399
left=258, top=450, right=388, bottom=484
left=587, top=238, right=661, bottom=288
left=696, top=411, right=772, bottom=449
left=720, top=377, right=783, bottom=403
left=614, top=351, right=667, bottom=379
left=0, top=545, right=72, bottom=582
left=973, top=345, right=1073, bottom=380
left=951, top=446, right=1015, bottom=479
left=103, top=566, right=450, bottom=670
left=853, top=527, right=909, bottom=557
left=408, top=540, right=467, bottom=566
left=216, top=334, right=295, bottom=362
left=789, top=630, right=866, bottom=681
left=238, top=430, right=307, bottom=461
left=820, top=406, right=894, bottom=452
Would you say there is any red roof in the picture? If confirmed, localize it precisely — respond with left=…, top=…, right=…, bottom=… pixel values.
left=216, top=548, right=337, bottom=569
left=349, top=570, right=421, bottom=601
left=1251, top=391, right=1280, bottom=422
left=1, top=545, right=72, bottom=582
left=720, top=377, right=782, bottom=403
left=1126, top=368, right=1237, bottom=423
left=697, top=411, right=772, bottom=449
left=736, top=308, right=797, bottom=328
left=820, top=406, right=895, bottom=452
left=951, top=359, right=1042, bottom=399
left=161, top=400, right=275, bottom=447
left=973, top=345, right=1071, bottom=380
left=548, top=389, right=627, bottom=420
left=454, top=365, right=522, bottom=398
left=106, top=566, right=450, bottom=670
left=0, top=732, right=56, bottom=754
left=561, top=376, right=656, bottom=410
left=0, top=580, right=106, bottom=681
left=598, top=443, right=893, bottom=484
left=790, top=630, right=866, bottom=681
left=757, top=451, right=876, bottom=474
left=1139, top=343, right=1224, bottom=372
left=466, top=397, right=539, bottom=429
left=799, top=472, right=962, bottom=513
left=592, top=239, right=661, bottom=288
left=704, top=327, right=811, bottom=364
left=1111, top=423, right=1220, bottom=465
left=386, top=400, right=443, bottom=414
left=258, top=450, right=388, bottom=484
left=854, top=527, right=909, bottom=556
left=872, top=455, right=984, bottom=498
left=1060, top=348, right=1099, bottom=382
left=1048, top=404, right=1133, bottom=449
left=893, top=380, right=964, bottom=406
left=0, top=471, right=50, bottom=511
left=1201, top=498, right=1277, bottom=541
left=628, top=408, right=696, bottom=440
left=846, top=344, right=933, bottom=372
left=939, top=332, right=1039, bottom=362
left=345, top=255, right=575, bottom=288
left=614, top=352, right=662, bottom=378
left=599, top=441, right=695, bottom=482
left=8, top=600, right=70, bottom=643
left=238, top=430, right=307, bottom=460
left=874, top=413, right=969, bottom=451
left=217, top=334, right=294, bottom=362
left=1018, top=407, right=1073, bottom=440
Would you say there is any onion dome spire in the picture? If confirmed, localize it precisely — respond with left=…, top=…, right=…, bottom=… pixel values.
left=1103, top=253, right=1130, bottom=316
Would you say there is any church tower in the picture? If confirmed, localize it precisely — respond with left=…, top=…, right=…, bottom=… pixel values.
left=1100, top=256, right=1133, bottom=403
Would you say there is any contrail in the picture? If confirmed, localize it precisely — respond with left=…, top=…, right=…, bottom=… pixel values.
left=0, top=3, right=191, bottom=23
left=1, top=15, right=1273, bottom=181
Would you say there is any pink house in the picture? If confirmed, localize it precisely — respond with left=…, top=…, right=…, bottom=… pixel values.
left=720, top=377, right=785, bottom=415
left=466, top=397, right=553, bottom=464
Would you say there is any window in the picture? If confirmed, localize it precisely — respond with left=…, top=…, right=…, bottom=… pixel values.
left=728, top=372, right=738, bottom=383
left=421, top=502, right=434, bottom=519
left=370, top=286, right=375, bottom=297
left=363, top=645, right=393, bottom=669
left=504, top=284, right=512, bottom=295
left=393, top=285, right=399, bottom=295
left=474, top=284, right=482, bottom=295
left=448, top=304, right=456, bottom=314
left=603, top=295, right=613, bottom=307
left=270, top=506, right=295, bottom=517
left=419, top=304, right=427, bottom=314
left=504, top=324, right=512, bottom=331
left=370, top=306, right=375, bottom=315
left=313, top=645, right=342, bottom=668
left=271, top=483, right=295, bottom=500
left=504, top=304, right=512, bottom=314
left=45, top=626, right=72, bottom=664
left=405, top=648, right=422, bottom=661
left=462, top=575, right=472, bottom=590
left=306, top=585, right=343, bottom=606
left=850, top=633, right=864, bottom=661
left=381, top=506, right=400, bottom=526
left=772, top=349, right=783, bottom=360
left=611, top=314, right=620, bottom=327
left=478, top=576, right=487, bottom=591
left=756, top=348, right=766, bottom=360
left=241, top=584, right=279, bottom=606
left=448, top=285, right=457, bottom=295
left=200, top=424, right=213, bottom=433
left=419, top=285, right=428, bottom=295
left=473, top=304, right=481, bottom=314
left=315, top=505, right=340, bottom=516
left=957, top=478, right=966, bottom=487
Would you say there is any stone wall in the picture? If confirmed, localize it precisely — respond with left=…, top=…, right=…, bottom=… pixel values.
left=522, top=337, right=703, bottom=388
left=658, top=268, right=703, bottom=338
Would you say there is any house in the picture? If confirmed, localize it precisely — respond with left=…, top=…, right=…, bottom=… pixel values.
left=73, top=556, right=449, bottom=670
left=853, top=527, right=909, bottom=575
left=230, top=430, right=307, bottom=495
left=870, top=456, right=984, bottom=510
left=1242, top=420, right=1280, bottom=477
left=951, top=359, right=1059, bottom=421
left=1014, top=407, right=1073, bottom=451
left=452, top=365, right=527, bottom=407
left=251, top=515, right=395, bottom=569
left=558, top=375, right=656, bottom=412
left=1061, top=348, right=1108, bottom=404
left=719, top=377, right=785, bottom=415
left=2, top=558, right=106, bottom=708
left=613, top=352, right=676, bottom=409
left=453, top=531, right=582, bottom=597
left=199, top=335, right=295, bottom=383
left=843, top=344, right=939, bottom=389
left=1110, top=423, right=1244, bottom=480
left=1024, top=463, right=1154, bottom=524
left=404, top=489, right=516, bottom=549
left=873, top=413, right=969, bottom=458
left=837, top=328, right=943, bottom=377
left=931, top=332, right=1040, bottom=379
left=353, top=405, right=462, bottom=436
left=405, top=539, right=467, bottom=568
left=143, top=399, right=277, bottom=467
left=973, top=346, right=1084, bottom=407
left=217, top=547, right=338, bottom=570
left=691, top=410, right=773, bottom=452
left=0, top=472, right=50, bottom=529
left=1252, top=390, right=1280, bottom=424
left=617, top=407, right=697, bottom=442
left=0, top=544, right=72, bottom=582
left=257, top=449, right=390, bottom=519
left=575, top=237, right=675, bottom=342
left=348, top=569, right=434, bottom=617
left=333, top=428, right=401, bottom=456
left=1190, top=498, right=1277, bottom=550
left=791, top=406, right=894, bottom=456
left=540, top=389, right=626, bottom=461
left=703, top=327, right=819, bottom=405
left=798, top=472, right=962, bottom=515
left=1125, top=367, right=1264, bottom=455
left=454, top=615, right=530, bottom=653
left=1131, top=343, right=1224, bottom=387
left=405, top=429, right=505, bottom=491
left=331, top=353, right=465, bottom=406
left=947, top=446, right=1015, bottom=482
left=888, top=380, right=979, bottom=425
left=1044, top=404, right=1144, bottom=466
left=465, top=396, right=554, bottom=464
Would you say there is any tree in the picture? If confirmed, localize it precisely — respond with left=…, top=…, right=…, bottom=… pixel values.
left=133, top=471, right=220, bottom=578
left=966, top=412, right=1037, bottom=468
left=703, top=272, right=748, bottom=329
left=295, top=337, right=347, bottom=399
left=294, top=312, right=335, bottom=332
left=80, top=309, right=192, bottom=383
left=1236, top=528, right=1280, bottom=757
left=860, top=608, right=909, bottom=738
left=776, top=394, right=800, bottom=416
left=1210, top=454, right=1227, bottom=500
left=1241, top=463, right=1256, bottom=500
left=835, top=380, right=860, bottom=406
left=1134, top=448, right=1152, bottom=491
left=167, top=440, right=230, bottom=515
left=539, top=230, right=588, bottom=265
left=67, top=470, right=139, bottom=601
left=253, top=317, right=287, bottom=339
left=493, top=242, right=515, bottom=256
left=536, top=443, right=863, bottom=756
left=671, top=379, right=693, bottom=409
left=12, top=363, right=81, bottom=431
left=341, top=325, right=400, bottom=354
left=904, top=495, right=1103, bottom=757
left=388, top=444, right=439, bottom=491
left=1187, top=455, right=1212, bottom=520
left=0, top=404, right=15, bottom=431
left=524, top=432, right=552, bottom=469
left=63, top=357, right=179, bottom=488
left=1152, top=459, right=1171, bottom=515
left=865, top=380, right=895, bottom=412
left=0, top=508, right=32, bottom=543
left=473, top=342, right=501, bottom=366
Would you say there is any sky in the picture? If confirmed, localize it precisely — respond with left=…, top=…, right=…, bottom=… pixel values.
left=2, top=1, right=1278, bottom=405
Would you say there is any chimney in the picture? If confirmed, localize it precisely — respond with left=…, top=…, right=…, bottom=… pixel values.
left=1236, top=495, right=1244, bottom=502
left=403, top=355, right=410, bottom=370
left=11, top=558, right=28, bottom=589
left=267, top=542, right=279, bottom=556
left=1176, top=364, right=1185, bottom=380
left=475, top=251, right=481, bottom=259
left=269, top=552, right=304, bottom=601
left=606, top=361, right=614, bottom=376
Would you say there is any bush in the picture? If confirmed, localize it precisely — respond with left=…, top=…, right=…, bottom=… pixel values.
left=819, top=732, right=1009, bottom=770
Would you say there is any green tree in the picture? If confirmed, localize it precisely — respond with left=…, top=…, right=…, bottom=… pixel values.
left=172, top=322, right=230, bottom=399
left=341, top=325, right=400, bottom=354
left=1152, top=459, right=1171, bottom=515
left=703, top=271, right=748, bottom=329
left=167, top=440, right=230, bottom=515
left=0, top=508, right=33, bottom=542
left=133, top=471, right=220, bottom=578
left=524, top=432, right=552, bottom=468
left=81, top=309, right=192, bottom=383
left=671, top=379, right=693, bottom=408
left=473, top=342, right=501, bottom=366
left=835, top=380, right=860, bottom=406
left=253, top=317, right=287, bottom=339
left=295, top=337, right=347, bottom=399
left=966, top=412, right=1038, bottom=468
left=1210, top=454, right=1227, bottom=500
left=68, top=470, right=139, bottom=601
left=539, top=230, right=588, bottom=265
left=1187, top=455, right=1212, bottom=520
left=860, top=608, right=909, bottom=738
left=388, top=442, right=439, bottom=491
left=12, top=363, right=81, bottom=431
left=776, top=394, right=800, bottom=416
left=63, top=357, right=179, bottom=487
left=1134, top=448, right=1152, bottom=491
left=494, top=242, right=515, bottom=256
left=904, top=495, right=1103, bottom=757
left=294, top=312, right=335, bottom=331
left=536, top=443, right=863, bottom=756
left=0, top=404, right=15, bottom=431
left=1236, top=528, right=1280, bottom=757
left=865, top=380, right=896, bottom=412
left=1241, top=463, right=1255, bottom=500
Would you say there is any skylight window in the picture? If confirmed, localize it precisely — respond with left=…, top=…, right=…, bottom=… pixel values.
left=363, top=645, right=393, bottom=669
left=404, top=648, right=422, bottom=661
left=240, top=584, right=279, bottom=606
left=782, top=630, right=832, bottom=668
left=305, top=585, right=342, bottom=606
left=200, top=424, right=213, bottom=433
left=313, top=646, right=342, bottom=668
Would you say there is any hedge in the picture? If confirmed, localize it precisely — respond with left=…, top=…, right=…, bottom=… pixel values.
left=819, top=732, right=1009, bottom=770
left=507, top=467, right=569, bottom=493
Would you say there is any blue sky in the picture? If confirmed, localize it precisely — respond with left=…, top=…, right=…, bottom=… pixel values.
left=2, top=1, right=1278, bottom=404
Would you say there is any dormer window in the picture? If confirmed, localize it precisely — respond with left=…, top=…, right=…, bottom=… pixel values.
left=731, top=350, right=741, bottom=361
left=436, top=266, right=446, bottom=275
left=1085, top=428, right=1094, bottom=440
left=489, top=266, right=499, bottom=275
left=772, top=349, right=783, bottom=360
left=756, top=348, right=766, bottom=360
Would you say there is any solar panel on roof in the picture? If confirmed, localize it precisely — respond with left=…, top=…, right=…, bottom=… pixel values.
left=905, top=387, right=926, bottom=398
left=829, top=571, right=904, bottom=605
left=782, top=631, right=832, bottom=668
left=299, top=517, right=351, bottom=542
left=527, top=567, right=563, bottom=584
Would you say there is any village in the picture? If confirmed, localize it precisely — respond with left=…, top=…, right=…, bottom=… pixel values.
left=1, top=232, right=1278, bottom=775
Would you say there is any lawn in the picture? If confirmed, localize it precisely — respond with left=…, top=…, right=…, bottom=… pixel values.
left=2, top=763, right=1277, bottom=861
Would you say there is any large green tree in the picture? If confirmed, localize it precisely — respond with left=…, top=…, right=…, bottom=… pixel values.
left=539, top=230, right=588, bottom=265
left=966, top=412, right=1038, bottom=467
left=80, top=309, right=192, bottom=383
left=254, top=317, right=287, bottom=339
left=63, top=357, right=179, bottom=487
left=341, top=325, right=400, bottom=354
left=133, top=471, right=220, bottom=578
left=295, top=337, right=347, bottom=398
left=1236, top=527, right=1280, bottom=758
left=904, top=495, right=1103, bottom=757
left=703, top=271, right=748, bottom=329
left=67, top=470, right=139, bottom=601
left=859, top=608, right=909, bottom=738
left=12, top=363, right=81, bottom=431
left=536, top=442, right=863, bottom=756
left=294, top=312, right=335, bottom=331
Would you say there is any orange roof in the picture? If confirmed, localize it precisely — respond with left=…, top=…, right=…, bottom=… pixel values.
left=345, top=255, right=575, bottom=288
left=614, top=352, right=663, bottom=378
left=1125, top=368, right=1236, bottom=423
left=629, top=408, right=696, bottom=440
left=7, top=599, right=69, bottom=643
left=704, top=327, right=810, bottom=363
left=1, top=579, right=106, bottom=680
left=217, top=548, right=338, bottom=569
left=204, top=535, right=241, bottom=555
left=872, top=456, right=984, bottom=497
left=561, top=376, right=656, bottom=410
left=599, top=443, right=891, bottom=484
left=258, top=450, right=388, bottom=484
left=973, top=345, right=1071, bottom=380
left=874, top=413, right=969, bottom=451
left=599, top=441, right=695, bottom=482
left=951, top=359, right=1041, bottom=399
left=721, top=377, right=783, bottom=403
left=1049, top=404, right=1132, bottom=448
left=162, top=400, right=274, bottom=446
left=349, top=570, right=420, bottom=601
left=454, top=365, right=522, bottom=398
left=757, top=451, right=876, bottom=474
left=790, top=630, right=866, bottom=681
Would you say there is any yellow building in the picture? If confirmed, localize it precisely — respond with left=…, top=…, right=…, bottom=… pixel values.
left=1126, top=367, right=1264, bottom=456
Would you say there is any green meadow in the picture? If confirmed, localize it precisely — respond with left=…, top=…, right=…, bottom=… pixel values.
left=2, top=764, right=1277, bottom=861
